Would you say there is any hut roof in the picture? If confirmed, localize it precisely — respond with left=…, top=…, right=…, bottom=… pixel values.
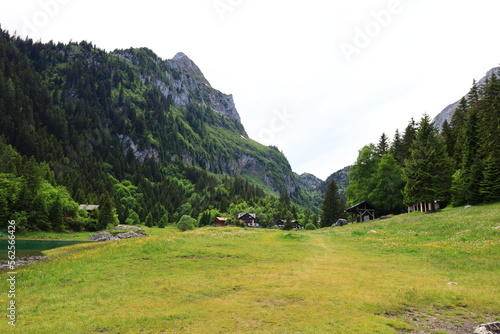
left=345, top=201, right=379, bottom=213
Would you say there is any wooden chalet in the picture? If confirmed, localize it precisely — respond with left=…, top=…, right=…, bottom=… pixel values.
left=276, top=220, right=302, bottom=230
left=214, top=217, right=229, bottom=227
left=237, top=213, right=259, bottom=227
left=408, top=201, right=442, bottom=213
left=78, top=204, right=100, bottom=214
left=345, top=201, right=378, bottom=222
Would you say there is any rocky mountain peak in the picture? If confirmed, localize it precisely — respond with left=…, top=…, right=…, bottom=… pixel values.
left=167, top=52, right=211, bottom=87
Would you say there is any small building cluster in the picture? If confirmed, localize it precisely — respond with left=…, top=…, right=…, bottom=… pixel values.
left=213, top=213, right=302, bottom=230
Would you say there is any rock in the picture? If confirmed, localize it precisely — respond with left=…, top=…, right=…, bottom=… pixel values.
left=335, top=219, right=349, bottom=227
left=464, top=205, right=473, bottom=209
left=367, top=230, right=378, bottom=234
left=89, top=225, right=147, bottom=242
left=447, top=282, right=459, bottom=286
left=474, top=322, right=500, bottom=334
left=89, top=231, right=118, bottom=242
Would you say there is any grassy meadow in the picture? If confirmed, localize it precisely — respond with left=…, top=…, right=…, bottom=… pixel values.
left=1, top=203, right=499, bottom=333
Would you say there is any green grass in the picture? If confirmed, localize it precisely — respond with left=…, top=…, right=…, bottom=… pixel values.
left=1, top=204, right=499, bottom=333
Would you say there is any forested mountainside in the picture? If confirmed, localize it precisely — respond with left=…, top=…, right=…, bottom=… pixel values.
left=320, top=166, right=350, bottom=201
left=433, top=67, right=500, bottom=129
left=0, top=28, right=321, bottom=231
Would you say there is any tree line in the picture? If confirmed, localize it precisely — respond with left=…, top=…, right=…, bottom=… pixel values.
left=344, top=75, right=500, bottom=215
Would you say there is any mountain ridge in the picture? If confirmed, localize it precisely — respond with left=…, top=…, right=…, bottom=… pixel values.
left=0, top=28, right=323, bottom=224
left=433, top=67, right=500, bottom=129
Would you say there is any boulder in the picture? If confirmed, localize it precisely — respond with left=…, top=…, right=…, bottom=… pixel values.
left=474, top=322, right=500, bottom=334
left=335, top=219, right=348, bottom=227
left=89, top=231, right=118, bottom=242
left=89, top=225, right=147, bottom=241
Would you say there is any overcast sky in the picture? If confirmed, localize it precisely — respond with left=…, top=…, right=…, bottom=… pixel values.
left=2, top=0, right=500, bottom=180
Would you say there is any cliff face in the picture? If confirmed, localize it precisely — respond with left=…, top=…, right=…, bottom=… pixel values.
left=114, top=49, right=241, bottom=124
left=111, top=47, right=305, bottom=199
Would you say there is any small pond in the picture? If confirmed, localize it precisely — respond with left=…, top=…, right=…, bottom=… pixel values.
left=0, top=239, right=91, bottom=260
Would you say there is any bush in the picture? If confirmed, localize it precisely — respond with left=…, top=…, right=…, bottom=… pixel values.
left=177, top=215, right=196, bottom=232
left=65, top=217, right=85, bottom=232
left=305, top=223, right=317, bottom=230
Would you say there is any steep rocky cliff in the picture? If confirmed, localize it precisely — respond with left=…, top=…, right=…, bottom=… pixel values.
left=111, top=47, right=305, bottom=200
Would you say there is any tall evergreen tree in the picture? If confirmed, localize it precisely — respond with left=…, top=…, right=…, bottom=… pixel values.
left=401, top=118, right=417, bottom=164
left=97, top=194, right=118, bottom=230
left=390, top=129, right=405, bottom=166
left=480, top=154, right=500, bottom=202
left=403, top=115, right=453, bottom=210
left=440, top=119, right=455, bottom=160
left=29, top=193, right=49, bottom=231
left=48, top=194, right=65, bottom=232
left=321, top=180, right=345, bottom=227
left=376, top=133, right=390, bottom=157
left=453, top=109, right=483, bottom=205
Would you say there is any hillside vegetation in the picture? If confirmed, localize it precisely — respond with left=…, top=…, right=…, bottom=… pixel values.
left=0, top=28, right=321, bottom=234
left=2, top=204, right=499, bottom=333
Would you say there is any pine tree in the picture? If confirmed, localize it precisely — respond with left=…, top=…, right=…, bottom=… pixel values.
left=48, top=195, right=65, bottom=232
left=480, top=153, right=500, bottom=202
left=451, top=97, right=469, bottom=167
left=403, top=115, right=453, bottom=210
left=158, top=213, right=168, bottom=228
left=29, top=193, right=49, bottom=231
left=390, top=129, right=405, bottom=166
left=440, top=119, right=455, bottom=159
left=97, top=195, right=118, bottom=230
left=145, top=213, right=154, bottom=227
left=321, top=180, right=345, bottom=227
left=454, top=109, right=483, bottom=204
left=401, top=118, right=417, bottom=164
left=376, top=133, right=389, bottom=157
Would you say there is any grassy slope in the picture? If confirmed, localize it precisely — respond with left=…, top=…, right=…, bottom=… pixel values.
left=1, top=204, right=499, bottom=333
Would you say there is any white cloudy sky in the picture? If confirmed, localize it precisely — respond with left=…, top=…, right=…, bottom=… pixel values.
left=1, top=0, right=500, bottom=180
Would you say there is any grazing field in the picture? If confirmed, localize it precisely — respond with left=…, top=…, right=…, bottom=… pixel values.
left=1, top=204, right=499, bottom=333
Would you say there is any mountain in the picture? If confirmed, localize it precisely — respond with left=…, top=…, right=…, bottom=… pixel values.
left=433, top=67, right=500, bottom=129
left=0, top=28, right=321, bottom=230
left=320, top=166, right=350, bottom=201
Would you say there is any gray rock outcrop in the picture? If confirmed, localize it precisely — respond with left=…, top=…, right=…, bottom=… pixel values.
left=89, top=225, right=147, bottom=242
left=474, top=322, right=500, bottom=334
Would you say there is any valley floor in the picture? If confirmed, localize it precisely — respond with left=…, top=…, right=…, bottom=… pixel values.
left=1, top=204, right=499, bottom=333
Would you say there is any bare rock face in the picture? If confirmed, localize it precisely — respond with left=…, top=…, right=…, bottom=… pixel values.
left=89, top=225, right=147, bottom=242
left=474, top=322, right=500, bottom=334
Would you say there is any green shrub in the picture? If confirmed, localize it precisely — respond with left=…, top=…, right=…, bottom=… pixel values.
left=177, top=215, right=196, bottom=232
left=305, top=223, right=317, bottom=230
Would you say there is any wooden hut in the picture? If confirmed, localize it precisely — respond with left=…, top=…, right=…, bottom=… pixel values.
left=345, top=201, right=378, bottom=222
